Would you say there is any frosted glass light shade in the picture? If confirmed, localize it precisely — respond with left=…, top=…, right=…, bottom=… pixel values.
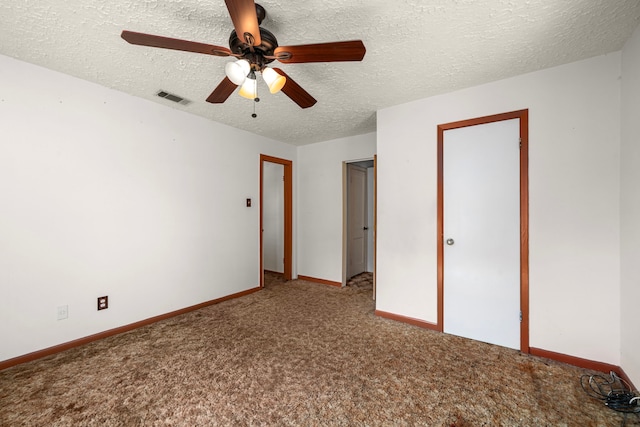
left=262, top=67, right=286, bottom=94
left=238, top=76, right=257, bottom=99
left=225, top=59, right=250, bottom=85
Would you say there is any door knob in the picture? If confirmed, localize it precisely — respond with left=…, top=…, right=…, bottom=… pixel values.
left=363, top=226, right=369, bottom=230
left=446, top=238, right=455, bottom=246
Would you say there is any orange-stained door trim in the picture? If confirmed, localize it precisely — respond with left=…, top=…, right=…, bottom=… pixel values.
left=260, top=154, right=293, bottom=285
left=437, top=109, right=530, bottom=353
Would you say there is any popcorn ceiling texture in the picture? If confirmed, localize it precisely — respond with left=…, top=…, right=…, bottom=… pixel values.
left=0, top=0, right=639, bottom=145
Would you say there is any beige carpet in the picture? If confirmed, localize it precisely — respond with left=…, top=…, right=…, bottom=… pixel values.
left=0, top=273, right=632, bottom=426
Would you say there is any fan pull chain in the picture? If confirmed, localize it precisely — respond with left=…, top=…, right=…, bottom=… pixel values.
left=252, top=80, right=259, bottom=118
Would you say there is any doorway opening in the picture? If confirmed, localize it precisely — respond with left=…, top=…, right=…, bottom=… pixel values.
left=260, top=155, right=293, bottom=287
left=437, top=109, right=529, bottom=352
left=343, top=159, right=376, bottom=297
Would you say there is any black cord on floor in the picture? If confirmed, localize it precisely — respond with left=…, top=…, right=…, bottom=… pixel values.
left=580, top=371, right=640, bottom=426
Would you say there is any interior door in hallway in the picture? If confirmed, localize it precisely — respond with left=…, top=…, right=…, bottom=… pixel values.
left=442, top=118, right=521, bottom=349
left=347, top=164, right=367, bottom=279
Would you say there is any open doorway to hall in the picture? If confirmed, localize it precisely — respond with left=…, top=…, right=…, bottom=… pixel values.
left=260, top=155, right=292, bottom=288
left=262, top=161, right=285, bottom=286
left=343, top=159, right=375, bottom=296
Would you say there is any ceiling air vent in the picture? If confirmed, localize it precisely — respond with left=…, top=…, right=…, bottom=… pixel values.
left=156, top=90, right=191, bottom=105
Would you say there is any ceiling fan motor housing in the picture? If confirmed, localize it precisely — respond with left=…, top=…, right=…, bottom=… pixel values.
left=228, top=27, right=279, bottom=69
left=227, top=2, right=277, bottom=70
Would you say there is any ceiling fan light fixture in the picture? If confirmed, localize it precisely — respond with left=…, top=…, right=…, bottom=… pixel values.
left=262, top=67, right=286, bottom=94
left=225, top=59, right=251, bottom=85
left=121, top=3, right=366, bottom=109
left=238, top=72, right=258, bottom=99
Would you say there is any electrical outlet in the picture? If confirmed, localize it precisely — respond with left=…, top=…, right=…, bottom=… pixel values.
left=57, top=305, right=68, bottom=320
left=97, top=296, right=108, bottom=310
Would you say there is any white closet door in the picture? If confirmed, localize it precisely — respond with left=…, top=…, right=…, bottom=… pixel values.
left=443, top=118, right=520, bottom=349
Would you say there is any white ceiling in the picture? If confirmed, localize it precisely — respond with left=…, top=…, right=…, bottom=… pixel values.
left=1, top=1, right=639, bottom=145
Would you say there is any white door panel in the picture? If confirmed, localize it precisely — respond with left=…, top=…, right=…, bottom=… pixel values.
left=443, top=118, right=520, bottom=349
left=347, top=165, right=367, bottom=279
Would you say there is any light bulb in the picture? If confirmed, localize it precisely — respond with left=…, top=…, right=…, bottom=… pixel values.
left=262, top=67, right=286, bottom=94
left=225, top=59, right=251, bottom=85
left=238, top=76, right=257, bottom=99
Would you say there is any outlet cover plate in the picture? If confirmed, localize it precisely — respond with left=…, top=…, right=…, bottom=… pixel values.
left=97, top=296, right=108, bottom=310
left=57, top=305, right=68, bottom=320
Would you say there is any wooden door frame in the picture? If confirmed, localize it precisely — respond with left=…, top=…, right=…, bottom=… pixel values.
left=260, top=154, right=293, bottom=285
left=437, top=109, right=529, bottom=353
left=345, top=163, right=368, bottom=280
left=342, top=158, right=377, bottom=296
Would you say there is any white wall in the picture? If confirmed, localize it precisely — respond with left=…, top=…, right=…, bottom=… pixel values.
left=377, top=53, right=622, bottom=365
left=297, top=133, right=376, bottom=282
left=0, top=54, right=295, bottom=362
left=621, top=24, right=640, bottom=386
left=263, top=162, right=284, bottom=273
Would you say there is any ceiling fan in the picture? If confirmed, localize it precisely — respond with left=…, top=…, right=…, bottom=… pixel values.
left=121, top=0, right=366, bottom=111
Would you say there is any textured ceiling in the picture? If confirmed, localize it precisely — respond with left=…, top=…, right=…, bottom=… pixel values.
left=1, top=1, right=639, bottom=145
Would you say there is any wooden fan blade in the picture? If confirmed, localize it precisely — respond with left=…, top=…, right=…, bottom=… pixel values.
left=273, top=68, right=317, bottom=109
left=206, top=77, right=238, bottom=103
left=274, top=40, right=366, bottom=63
left=224, top=0, right=262, bottom=46
left=121, top=30, right=232, bottom=57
